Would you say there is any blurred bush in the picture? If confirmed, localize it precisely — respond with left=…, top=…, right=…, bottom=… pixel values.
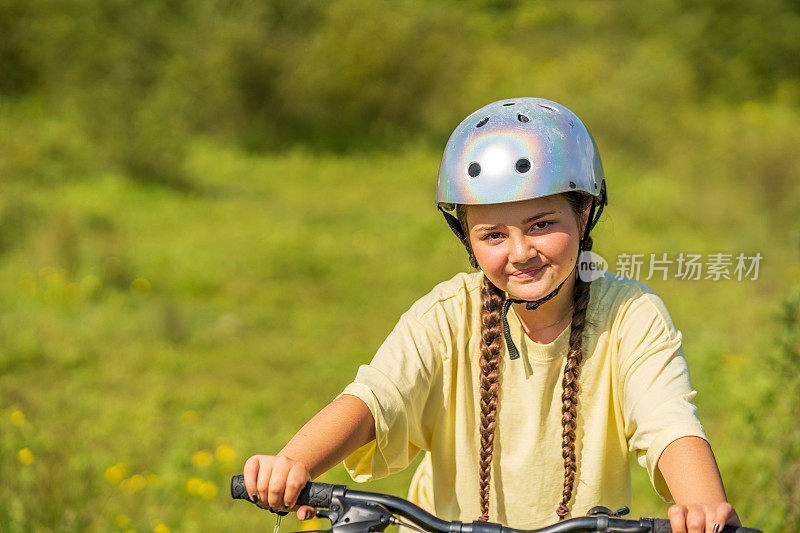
left=3, top=0, right=800, bottom=161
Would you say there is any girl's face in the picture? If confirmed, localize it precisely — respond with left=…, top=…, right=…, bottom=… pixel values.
left=466, top=195, right=588, bottom=301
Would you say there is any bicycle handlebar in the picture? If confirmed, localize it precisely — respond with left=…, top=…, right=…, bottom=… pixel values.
left=231, top=475, right=761, bottom=533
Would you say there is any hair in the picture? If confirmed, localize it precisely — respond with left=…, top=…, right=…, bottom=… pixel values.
left=457, top=192, right=595, bottom=521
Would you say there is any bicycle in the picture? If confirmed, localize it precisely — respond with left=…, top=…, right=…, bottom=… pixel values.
left=230, top=475, right=762, bottom=533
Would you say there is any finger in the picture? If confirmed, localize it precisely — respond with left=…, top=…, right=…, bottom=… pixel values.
left=256, top=460, right=274, bottom=508
left=284, top=462, right=310, bottom=508
left=668, top=504, right=688, bottom=533
left=243, top=456, right=260, bottom=503
left=297, top=505, right=316, bottom=520
left=267, top=458, right=293, bottom=510
left=714, top=502, right=736, bottom=529
left=706, top=504, right=720, bottom=533
left=685, top=506, right=705, bottom=533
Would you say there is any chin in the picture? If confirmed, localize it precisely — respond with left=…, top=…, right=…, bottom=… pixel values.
left=511, top=290, right=552, bottom=302
left=505, top=273, right=566, bottom=300
left=505, top=282, right=553, bottom=301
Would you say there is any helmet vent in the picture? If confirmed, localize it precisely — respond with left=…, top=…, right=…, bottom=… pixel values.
left=503, top=102, right=515, bottom=106
left=476, top=117, right=490, bottom=128
left=517, top=114, right=529, bottom=123
left=515, top=158, right=531, bottom=173
left=468, top=162, right=481, bottom=177
left=539, top=104, right=558, bottom=113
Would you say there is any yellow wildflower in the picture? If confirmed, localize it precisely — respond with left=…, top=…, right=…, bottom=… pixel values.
left=198, top=481, right=218, bottom=500
left=18, top=448, right=34, bottom=465
left=215, top=444, right=235, bottom=463
left=105, top=463, right=130, bottom=485
left=192, top=450, right=213, bottom=468
left=10, top=410, right=26, bottom=427
left=153, top=524, right=170, bottom=533
left=120, top=474, right=147, bottom=494
left=186, top=476, right=203, bottom=496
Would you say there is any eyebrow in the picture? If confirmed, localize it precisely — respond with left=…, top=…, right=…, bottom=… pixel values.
left=475, top=210, right=558, bottom=231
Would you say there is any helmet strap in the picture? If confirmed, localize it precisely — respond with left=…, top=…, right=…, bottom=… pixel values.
left=588, top=181, right=608, bottom=232
left=501, top=275, right=570, bottom=360
left=578, top=180, right=607, bottom=251
left=438, top=205, right=467, bottom=243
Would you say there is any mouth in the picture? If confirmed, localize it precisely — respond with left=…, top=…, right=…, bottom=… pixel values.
left=510, top=265, right=546, bottom=279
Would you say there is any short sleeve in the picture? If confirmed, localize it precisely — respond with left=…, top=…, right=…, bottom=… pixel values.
left=337, top=310, right=444, bottom=482
left=617, top=290, right=707, bottom=502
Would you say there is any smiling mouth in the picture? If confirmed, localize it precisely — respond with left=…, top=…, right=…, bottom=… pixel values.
left=511, top=265, right=546, bottom=278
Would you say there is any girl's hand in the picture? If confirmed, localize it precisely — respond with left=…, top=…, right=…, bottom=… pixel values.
left=667, top=502, right=741, bottom=533
left=243, top=455, right=316, bottom=520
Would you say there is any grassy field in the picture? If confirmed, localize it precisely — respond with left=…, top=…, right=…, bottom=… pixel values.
left=1, top=136, right=798, bottom=532
left=3, top=2, right=800, bottom=530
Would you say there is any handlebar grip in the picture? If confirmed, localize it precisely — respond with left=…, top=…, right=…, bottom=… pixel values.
left=651, top=519, right=762, bottom=533
left=230, top=475, right=340, bottom=509
left=651, top=519, right=673, bottom=533
left=230, top=474, right=252, bottom=501
left=295, top=481, right=338, bottom=508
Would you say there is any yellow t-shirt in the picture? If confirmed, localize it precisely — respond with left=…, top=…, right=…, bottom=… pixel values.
left=339, top=271, right=706, bottom=528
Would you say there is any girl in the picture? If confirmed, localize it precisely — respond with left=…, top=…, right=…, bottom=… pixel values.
left=243, top=98, right=740, bottom=533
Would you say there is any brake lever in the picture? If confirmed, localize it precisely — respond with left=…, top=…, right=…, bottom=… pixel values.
left=312, top=494, right=394, bottom=533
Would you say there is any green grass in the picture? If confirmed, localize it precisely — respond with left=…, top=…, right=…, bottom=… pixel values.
left=0, top=138, right=797, bottom=532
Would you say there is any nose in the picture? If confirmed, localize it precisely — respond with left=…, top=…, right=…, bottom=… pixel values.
left=508, top=232, right=537, bottom=264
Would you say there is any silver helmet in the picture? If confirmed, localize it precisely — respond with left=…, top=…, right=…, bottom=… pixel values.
left=436, top=97, right=604, bottom=208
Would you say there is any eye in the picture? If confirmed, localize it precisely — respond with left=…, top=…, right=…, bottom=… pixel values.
left=481, top=232, right=505, bottom=242
left=531, top=221, right=553, bottom=231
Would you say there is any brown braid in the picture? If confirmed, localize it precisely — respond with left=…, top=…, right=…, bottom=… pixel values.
left=476, top=274, right=504, bottom=521
left=556, top=246, right=592, bottom=519
left=458, top=204, right=502, bottom=520
left=556, top=191, right=596, bottom=519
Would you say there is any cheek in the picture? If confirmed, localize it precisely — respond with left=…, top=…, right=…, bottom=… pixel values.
left=542, top=232, right=579, bottom=262
left=471, top=243, right=506, bottom=273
